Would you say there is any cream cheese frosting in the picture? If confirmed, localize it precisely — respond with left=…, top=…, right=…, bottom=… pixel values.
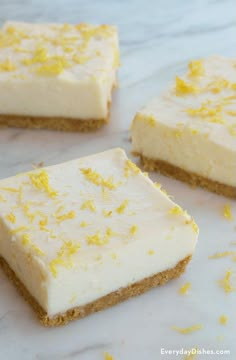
left=131, top=56, right=236, bottom=187
left=0, top=21, right=119, bottom=119
left=0, top=148, right=198, bottom=317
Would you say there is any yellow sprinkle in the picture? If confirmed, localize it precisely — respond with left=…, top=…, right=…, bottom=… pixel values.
left=169, top=206, right=184, bottom=215
left=148, top=249, right=155, bottom=255
left=172, top=324, right=202, bottom=334
left=223, top=204, right=233, bottom=220
left=219, top=315, right=228, bottom=325
left=102, top=210, right=112, bottom=217
left=80, top=221, right=88, bottom=227
left=124, top=159, right=140, bottom=178
left=219, top=270, right=235, bottom=293
left=179, top=282, right=191, bottom=295
left=104, top=352, right=113, bottom=360
left=116, top=200, right=129, bottom=214
left=188, top=60, right=205, bottom=77
left=5, top=212, right=16, bottom=224
left=80, top=199, right=96, bottom=212
left=130, top=225, right=138, bottom=235
left=110, top=253, right=117, bottom=260
left=209, top=251, right=236, bottom=259
left=175, top=76, right=199, bottom=96
left=11, top=226, right=29, bottom=234
left=55, top=210, right=75, bottom=223
left=29, top=170, right=57, bottom=198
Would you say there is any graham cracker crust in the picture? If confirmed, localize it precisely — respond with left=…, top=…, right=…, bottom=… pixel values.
left=0, top=254, right=191, bottom=327
left=139, top=154, right=236, bottom=199
left=0, top=114, right=108, bottom=132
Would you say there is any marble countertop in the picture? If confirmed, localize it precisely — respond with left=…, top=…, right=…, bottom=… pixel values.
left=0, top=0, right=236, bottom=359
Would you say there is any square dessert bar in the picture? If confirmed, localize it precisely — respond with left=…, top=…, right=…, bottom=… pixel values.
left=0, top=21, right=119, bottom=131
left=131, top=56, right=236, bottom=198
left=0, top=148, right=198, bottom=326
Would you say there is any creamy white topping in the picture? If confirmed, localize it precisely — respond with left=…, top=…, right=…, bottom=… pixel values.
left=0, top=149, right=197, bottom=316
left=131, top=56, right=236, bottom=187
left=0, top=21, right=119, bottom=118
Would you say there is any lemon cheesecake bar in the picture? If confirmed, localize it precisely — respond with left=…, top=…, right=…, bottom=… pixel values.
left=0, top=148, right=198, bottom=326
left=131, top=56, right=236, bottom=198
left=0, top=21, right=119, bottom=131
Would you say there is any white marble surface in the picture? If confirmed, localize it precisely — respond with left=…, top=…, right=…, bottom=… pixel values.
left=0, top=0, right=236, bottom=359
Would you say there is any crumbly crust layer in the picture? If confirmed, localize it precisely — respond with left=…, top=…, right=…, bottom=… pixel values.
left=0, top=255, right=191, bottom=327
left=0, top=114, right=108, bottom=132
left=138, top=154, right=236, bottom=199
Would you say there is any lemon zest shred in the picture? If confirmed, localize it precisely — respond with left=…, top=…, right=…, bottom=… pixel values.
left=179, top=282, right=191, bottom=295
left=175, top=76, right=199, bottom=96
left=80, top=199, right=96, bottom=212
left=29, top=170, right=57, bottom=198
left=130, top=224, right=138, bottom=235
left=124, top=160, right=140, bottom=178
left=116, top=200, right=129, bottom=214
left=80, top=221, right=88, bottom=227
left=228, top=124, right=236, bottom=136
left=223, top=204, right=233, bottom=220
left=5, top=212, right=16, bottom=223
left=169, top=206, right=184, bottom=215
left=87, top=229, right=111, bottom=246
left=172, top=324, right=203, bottom=334
left=219, top=315, right=228, bottom=325
left=49, top=241, right=80, bottom=277
left=55, top=210, right=75, bottom=223
left=0, top=58, right=16, bottom=72
left=80, top=168, right=118, bottom=190
left=191, top=219, right=199, bottom=234
left=219, top=270, right=235, bottom=293
left=11, top=226, right=29, bottom=234
left=1, top=187, right=19, bottom=193
left=209, top=251, right=236, bottom=259
left=104, top=352, right=113, bottom=360
left=0, top=194, right=7, bottom=202
left=102, top=210, right=112, bottom=217
left=21, top=233, right=45, bottom=256
left=188, top=60, right=205, bottom=77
